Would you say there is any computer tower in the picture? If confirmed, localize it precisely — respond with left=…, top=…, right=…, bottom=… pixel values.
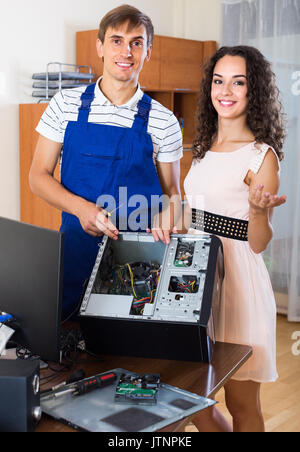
left=0, top=360, right=41, bottom=432
left=79, top=233, right=224, bottom=363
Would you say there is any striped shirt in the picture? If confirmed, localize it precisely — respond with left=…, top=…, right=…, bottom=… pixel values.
left=36, top=77, right=183, bottom=164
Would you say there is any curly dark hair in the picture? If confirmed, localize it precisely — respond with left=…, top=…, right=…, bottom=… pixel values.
left=193, top=46, right=286, bottom=161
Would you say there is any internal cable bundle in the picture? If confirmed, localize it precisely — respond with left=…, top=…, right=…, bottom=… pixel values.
left=93, top=261, right=161, bottom=316
left=168, top=275, right=199, bottom=293
left=113, top=262, right=161, bottom=315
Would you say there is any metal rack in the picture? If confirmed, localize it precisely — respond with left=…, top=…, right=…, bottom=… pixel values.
left=32, top=62, right=96, bottom=101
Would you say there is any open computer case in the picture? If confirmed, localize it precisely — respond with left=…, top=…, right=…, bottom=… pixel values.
left=79, top=233, right=224, bottom=363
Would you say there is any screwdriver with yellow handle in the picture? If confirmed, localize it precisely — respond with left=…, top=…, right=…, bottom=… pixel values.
left=102, top=203, right=124, bottom=218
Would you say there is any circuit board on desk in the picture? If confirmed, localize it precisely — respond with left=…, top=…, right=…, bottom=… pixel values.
left=115, top=373, right=160, bottom=405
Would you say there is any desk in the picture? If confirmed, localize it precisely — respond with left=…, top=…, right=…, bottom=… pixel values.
left=36, top=342, right=252, bottom=432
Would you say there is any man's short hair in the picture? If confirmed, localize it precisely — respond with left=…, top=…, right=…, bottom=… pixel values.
left=98, top=4, right=154, bottom=48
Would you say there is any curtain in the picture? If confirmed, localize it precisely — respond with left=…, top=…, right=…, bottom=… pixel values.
left=222, top=0, right=300, bottom=322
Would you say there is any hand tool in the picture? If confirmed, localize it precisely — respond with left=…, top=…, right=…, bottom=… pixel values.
left=53, top=371, right=117, bottom=398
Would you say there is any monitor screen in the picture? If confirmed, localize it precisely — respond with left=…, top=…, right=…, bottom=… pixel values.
left=0, top=217, right=64, bottom=362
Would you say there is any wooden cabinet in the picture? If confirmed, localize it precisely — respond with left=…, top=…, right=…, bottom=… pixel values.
left=76, top=32, right=215, bottom=92
left=76, top=30, right=103, bottom=78
left=19, top=104, right=61, bottom=231
left=139, top=35, right=161, bottom=90
left=180, top=149, right=194, bottom=198
left=20, top=34, right=216, bottom=230
left=159, top=36, right=203, bottom=91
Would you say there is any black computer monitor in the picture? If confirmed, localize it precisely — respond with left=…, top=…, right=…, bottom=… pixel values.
left=0, top=217, right=64, bottom=362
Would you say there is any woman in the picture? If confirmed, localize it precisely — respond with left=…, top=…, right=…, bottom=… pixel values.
left=184, top=46, right=287, bottom=432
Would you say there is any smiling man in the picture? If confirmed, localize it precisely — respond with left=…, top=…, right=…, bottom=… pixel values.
left=29, top=5, right=183, bottom=319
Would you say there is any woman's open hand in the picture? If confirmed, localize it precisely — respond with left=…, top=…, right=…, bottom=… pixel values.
left=249, top=184, right=287, bottom=213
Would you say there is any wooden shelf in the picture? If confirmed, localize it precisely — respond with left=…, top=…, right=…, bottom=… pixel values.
left=146, top=90, right=174, bottom=111
left=183, top=143, right=194, bottom=149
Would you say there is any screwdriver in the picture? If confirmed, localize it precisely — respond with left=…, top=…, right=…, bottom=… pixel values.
left=103, top=203, right=124, bottom=218
left=54, top=372, right=117, bottom=398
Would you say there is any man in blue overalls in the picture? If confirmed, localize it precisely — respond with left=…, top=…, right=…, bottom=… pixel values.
left=30, top=5, right=182, bottom=320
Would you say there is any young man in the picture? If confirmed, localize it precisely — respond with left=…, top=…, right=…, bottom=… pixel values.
left=29, top=5, right=183, bottom=318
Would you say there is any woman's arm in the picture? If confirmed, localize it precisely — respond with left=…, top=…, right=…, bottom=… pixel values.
left=247, top=149, right=286, bottom=254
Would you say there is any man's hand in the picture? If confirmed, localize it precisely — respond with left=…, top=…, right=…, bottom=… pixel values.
left=76, top=202, right=104, bottom=237
left=77, top=201, right=120, bottom=239
left=95, top=208, right=119, bottom=240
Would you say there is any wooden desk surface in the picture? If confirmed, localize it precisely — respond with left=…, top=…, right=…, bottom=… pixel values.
left=37, top=342, right=252, bottom=432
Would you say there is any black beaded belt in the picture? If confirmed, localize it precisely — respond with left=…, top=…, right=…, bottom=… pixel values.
left=191, top=209, right=248, bottom=241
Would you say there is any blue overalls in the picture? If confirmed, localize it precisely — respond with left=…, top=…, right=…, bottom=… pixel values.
left=60, top=84, right=163, bottom=319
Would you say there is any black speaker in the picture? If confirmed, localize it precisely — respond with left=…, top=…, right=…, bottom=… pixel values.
left=0, top=360, right=41, bottom=432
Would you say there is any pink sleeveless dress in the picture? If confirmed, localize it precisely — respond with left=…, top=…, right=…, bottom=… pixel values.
left=184, top=142, right=279, bottom=382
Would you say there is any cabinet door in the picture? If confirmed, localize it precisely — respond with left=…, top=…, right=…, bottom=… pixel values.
left=160, top=37, right=204, bottom=91
left=19, top=104, right=61, bottom=231
left=139, top=35, right=161, bottom=90
left=203, top=41, right=217, bottom=64
left=76, top=30, right=103, bottom=78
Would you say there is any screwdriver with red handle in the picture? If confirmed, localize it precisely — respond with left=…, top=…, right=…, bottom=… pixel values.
left=73, top=372, right=117, bottom=396
left=53, top=372, right=117, bottom=398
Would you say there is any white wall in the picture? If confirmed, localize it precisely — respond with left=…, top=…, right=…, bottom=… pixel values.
left=0, top=0, right=221, bottom=221
left=174, top=0, right=222, bottom=42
